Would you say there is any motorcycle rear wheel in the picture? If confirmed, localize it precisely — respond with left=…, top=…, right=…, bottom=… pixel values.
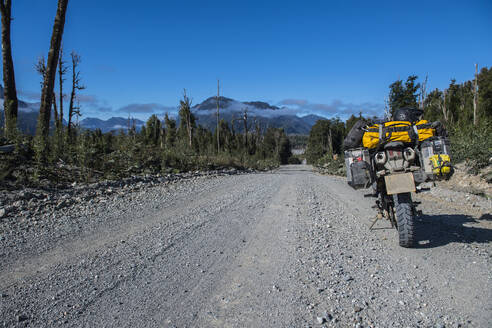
left=393, top=192, right=416, bottom=247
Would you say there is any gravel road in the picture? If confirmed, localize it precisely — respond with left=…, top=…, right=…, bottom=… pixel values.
left=1, top=165, right=491, bottom=327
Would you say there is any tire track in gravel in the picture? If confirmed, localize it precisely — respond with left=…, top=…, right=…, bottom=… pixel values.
left=0, top=173, right=273, bottom=289
left=192, top=169, right=305, bottom=327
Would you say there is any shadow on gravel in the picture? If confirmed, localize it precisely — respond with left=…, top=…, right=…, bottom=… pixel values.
left=480, top=213, right=492, bottom=221
left=415, top=214, right=492, bottom=248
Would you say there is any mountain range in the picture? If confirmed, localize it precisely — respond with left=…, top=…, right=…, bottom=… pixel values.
left=0, top=89, right=325, bottom=135
left=191, top=96, right=323, bottom=134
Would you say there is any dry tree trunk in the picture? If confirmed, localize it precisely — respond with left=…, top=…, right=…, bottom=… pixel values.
left=181, top=90, right=193, bottom=148
left=441, top=89, right=448, bottom=123
left=37, top=0, right=69, bottom=140
left=52, top=92, right=58, bottom=123
left=36, top=57, right=61, bottom=141
left=186, top=111, right=192, bottom=147
left=67, top=51, right=84, bottom=140
left=0, top=0, right=18, bottom=138
left=419, top=74, right=428, bottom=111
left=58, top=47, right=67, bottom=127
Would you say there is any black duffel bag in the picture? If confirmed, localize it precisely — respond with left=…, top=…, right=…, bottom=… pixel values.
left=343, top=120, right=368, bottom=149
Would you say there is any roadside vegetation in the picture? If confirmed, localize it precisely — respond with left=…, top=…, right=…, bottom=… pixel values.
left=0, top=96, right=293, bottom=188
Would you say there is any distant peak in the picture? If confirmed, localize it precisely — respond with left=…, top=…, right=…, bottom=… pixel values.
left=193, top=96, right=278, bottom=111
left=193, top=96, right=235, bottom=110
left=243, top=101, right=279, bottom=110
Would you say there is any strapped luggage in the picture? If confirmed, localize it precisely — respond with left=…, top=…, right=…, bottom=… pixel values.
left=343, top=119, right=368, bottom=150
left=344, top=148, right=371, bottom=189
left=420, top=137, right=453, bottom=179
left=362, top=120, right=435, bottom=149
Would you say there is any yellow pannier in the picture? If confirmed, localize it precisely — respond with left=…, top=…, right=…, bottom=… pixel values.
left=362, top=120, right=435, bottom=149
left=430, top=154, right=452, bottom=175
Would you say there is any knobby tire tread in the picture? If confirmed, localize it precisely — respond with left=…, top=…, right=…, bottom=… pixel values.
left=393, top=192, right=416, bottom=248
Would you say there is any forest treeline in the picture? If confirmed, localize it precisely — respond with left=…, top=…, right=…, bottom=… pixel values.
left=305, top=70, right=492, bottom=174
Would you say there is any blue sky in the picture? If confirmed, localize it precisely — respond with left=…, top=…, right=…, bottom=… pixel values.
left=5, top=0, right=492, bottom=120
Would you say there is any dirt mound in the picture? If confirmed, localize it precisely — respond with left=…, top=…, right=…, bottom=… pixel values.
left=438, top=163, right=492, bottom=199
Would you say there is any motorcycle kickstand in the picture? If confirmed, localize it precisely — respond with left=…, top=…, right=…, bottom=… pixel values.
left=369, top=212, right=384, bottom=230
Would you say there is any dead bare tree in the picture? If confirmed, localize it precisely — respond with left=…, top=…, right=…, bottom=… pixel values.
left=36, top=56, right=59, bottom=124
left=241, top=108, right=249, bottom=149
left=58, top=47, right=67, bottom=127
left=52, top=92, right=58, bottom=124
left=473, top=63, right=478, bottom=126
left=383, top=97, right=390, bottom=120
left=419, top=74, right=428, bottom=111
left=0, top=0, right=18, bottom=138
left=440, top=89, right=448, bottom=124
left=36, top=0, right=69, bottom=141
left=67, top=51, right=85, bottom=139
left=35, top=56, right=47, bottom=83
left=216, top=79, right=220, bottom=153
left=460, top=83, right=466, bottom=117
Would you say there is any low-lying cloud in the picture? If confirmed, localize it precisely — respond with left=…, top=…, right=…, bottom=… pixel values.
left=116, top=103, right=177, bottom=115
left=17, top=90, right=114, bottom=115
left=75, top=94, right=114, bottom=115
left=278, top=99, right=308, bottom=106
left=194, top=98, right=383, bottom=119
left=15, top=90, right=383, bottom=121
left=275, top=99, right=383, bottom=118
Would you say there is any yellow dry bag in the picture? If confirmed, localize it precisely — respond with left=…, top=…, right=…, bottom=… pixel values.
left=362, top=120, right=435, bottom=149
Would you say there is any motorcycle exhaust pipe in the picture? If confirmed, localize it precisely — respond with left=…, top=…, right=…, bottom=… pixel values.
left=375, top=151, right=387, bottom=165
left=403, top=148, right=415, bottom=161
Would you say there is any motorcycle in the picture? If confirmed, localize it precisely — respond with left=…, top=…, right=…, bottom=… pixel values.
left=344, top=120, right=452, bottom=248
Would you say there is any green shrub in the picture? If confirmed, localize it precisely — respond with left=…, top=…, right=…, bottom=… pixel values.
left=315, top=154, right=345, bottom=176
left=450, top=120, right=492, bottom=174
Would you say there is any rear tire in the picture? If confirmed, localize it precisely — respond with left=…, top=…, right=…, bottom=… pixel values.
left=393, top=192, right=416, bottom=247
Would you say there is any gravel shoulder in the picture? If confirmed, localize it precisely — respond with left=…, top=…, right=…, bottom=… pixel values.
left=1, top=165, right=490, bottom=327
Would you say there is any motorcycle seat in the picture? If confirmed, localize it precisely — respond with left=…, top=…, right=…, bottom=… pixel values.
left=384, top=141, right=405, bottom=149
